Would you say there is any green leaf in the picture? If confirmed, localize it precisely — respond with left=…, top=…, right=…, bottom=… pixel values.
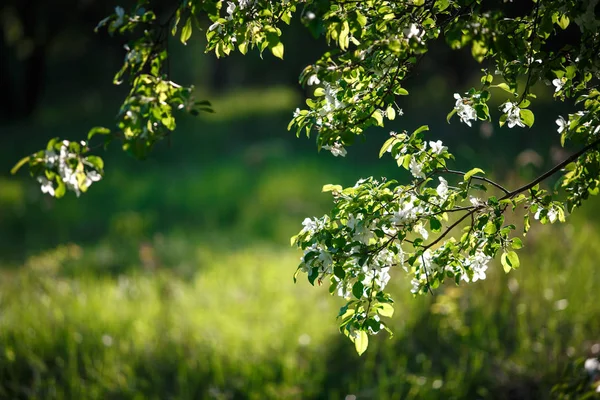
left=507, top=251, right=520, bottom=269
left=379, top=136, right=397, bottom=158
left=557, top=15, right=570, bottom=30
left=429, top=217, right=442, bottom=232
left=11, top=156, right=30, bottom=175
left=377, top=303, right=394, bottom=317
left=386, top=105, right=396, bottom=120
left=492, top=83, right=513, bottom=94
left=356, top=10, right=367, bottom=27
left=501, top=250, right=520, bottom=273
left=464, top=168, right=485, bottom=181
left=54, top=179, right=66, bottom=198
left=322, top=184, right=343, bottom=192
left=372, top=110, right=384, bottom=127
left=484, top=221, right=497, bottom=235
left=519, top=109, right=535, bottom=128
left=352, top=281, right=364, bottom=299
left=339, top=21, right=350, bottom=50
left=412, top=125, right=429, bottom=136
left=500, top=252, right=511, bottom=273
left=88, top=127, right=111, bottom=140
left=353, top=330, right=369, bottom=356
left=86, top=155, right=104, bottom=171
left=395, top=87, right=409, bottom=96
left=180, top=18, right=192, bottom=44
left=511, top=237, right=523, bottom=249
left=270, top=41, right=284, bottom=59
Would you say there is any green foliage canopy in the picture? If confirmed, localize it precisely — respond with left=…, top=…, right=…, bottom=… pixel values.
left=11, top=0, right=600, bottom=356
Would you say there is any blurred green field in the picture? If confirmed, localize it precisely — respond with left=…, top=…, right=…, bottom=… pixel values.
left=1, top=86, right=599, bottom=399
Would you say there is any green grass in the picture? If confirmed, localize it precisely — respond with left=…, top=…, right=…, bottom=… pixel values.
left=1, top=210, right=599, bottom=399
left=2, top=84, right=600, bottom=399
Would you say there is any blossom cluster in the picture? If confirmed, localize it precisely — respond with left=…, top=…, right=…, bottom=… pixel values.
left=36, top=140, right=103, bottom=198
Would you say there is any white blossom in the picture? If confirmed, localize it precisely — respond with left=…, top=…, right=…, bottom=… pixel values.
left=534, top=206, right=557, bottom=223
left=436, top=177, right=449, bottom=198
left=469, top=251, right=491, bottom=282
left=453, top=93, right=477, bottom=127
left=556, top=116, right=568, bottom=134
left=208, top=21, right=223, bottom=32
left=470, top=196, right=484, bottom=207
left=552, top=78, right=564, bottom=93
left=301, top=217, right=319, bottom=234
left=322, top=142, right=347, bottom=157
left=547, top=208, right=558, bottom=223
left=347, top=214, right=373, bottom=244
left=44, top=150, right=58, bottom=168
left=307, top=74, right=320, bottom=86
left=409, top=157, right=425, bottom=179
left=410, top=278, right=422, bottom=294
left=429, top=140, right=447, bottom=155
left=226, top=2, right=237, bottom=18
left=501, top=102, right=525, bottom=128
left=403, top=23, right=425, bottom=42
left=37, top=176, right=55, bottom=196
left=415, top=222, right=429, bottom=240
left=585, top=358, right=600, bottom=375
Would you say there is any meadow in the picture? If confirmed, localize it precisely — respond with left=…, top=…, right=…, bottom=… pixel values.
left=1, top=86, right=599, bottom=399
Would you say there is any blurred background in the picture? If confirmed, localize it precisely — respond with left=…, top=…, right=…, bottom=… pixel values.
left=1, top=1, right=599, bottom=399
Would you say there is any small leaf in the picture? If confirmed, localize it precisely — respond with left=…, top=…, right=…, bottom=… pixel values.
left=511, top=237, right=524, bottom=249
left=377, top=303, right=394, bottom=317
left=11, top=156, right=30, bottom=175
left=322, top=184, right=343, bottom=192
left=372, top=110, right=384, bottom=126
left=54, top=179, right=66, bottom=198
left=412, top=125, right=429, bottom=136
left=429, top=217, right=442, bottom=232
left=180, top=18, right=192, bottom=44
left=492, top=83, right=513, bottom=94
left=386, top=105, right=396, bottom=120
left=506, top=250, right=520, bottom=269
left=352, top=281, right=364, bottom=299
left=379, top=136, right=397, bottom=158
left=500, top=252, right=511, bottom=273
left=356, top=10, right=367, bottom=27
left=484, top=221, right=497, bottom=235
left=270, top=41, right=284, bottom=59
left=557, top=15, right=570, bottom=30
left=520, top=109, right=535, bottom=128
left=86, top=155, right=104, bottom=171
left=464, top=168, right=485, bottom=181
left=353, top=330, right=369, bottom=356
left=334, top=266, right=346, bottom=280
left=88, top=127, right=111, bottom=140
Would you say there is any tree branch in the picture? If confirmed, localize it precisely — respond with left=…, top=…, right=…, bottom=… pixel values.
left=502, top=136, right=600, bottom=200
left=442, top=169, right=510, bottom=194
